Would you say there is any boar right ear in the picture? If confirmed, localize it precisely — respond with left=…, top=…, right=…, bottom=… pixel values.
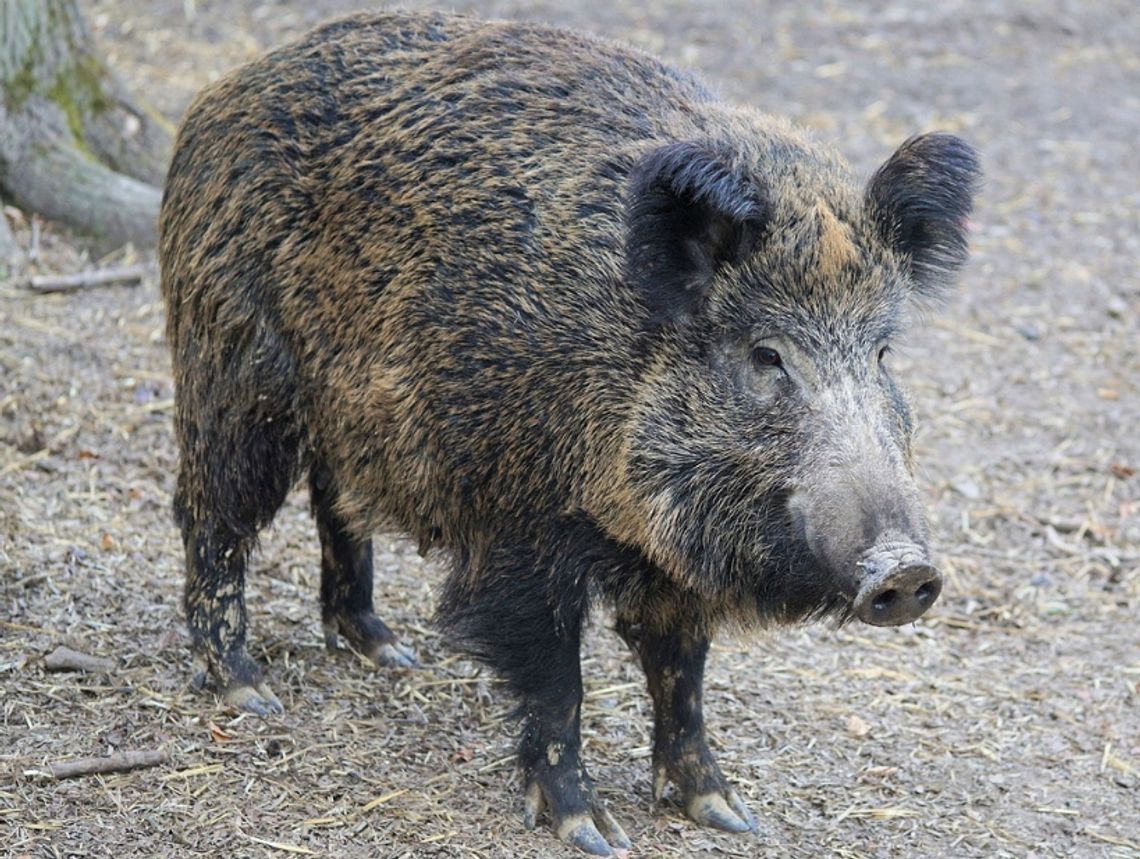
left=866, top=133, right=981, bottom=297
left=626, top=141, right=769, bottom=326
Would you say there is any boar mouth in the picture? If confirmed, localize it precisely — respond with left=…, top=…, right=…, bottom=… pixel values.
left=851, top=542, right=942, bottom=626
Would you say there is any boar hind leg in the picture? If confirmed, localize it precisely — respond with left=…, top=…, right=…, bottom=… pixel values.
left=173, top=317, right=303, bottom=715
left=618, top=618, right=757, bottom=834
left=309, top=466, right=416, bottom=669
left=181, top=520, right=282, bottom=715
left=174, top=349, right=301, bottom=716
left=439, top=534, right=632, bottom=857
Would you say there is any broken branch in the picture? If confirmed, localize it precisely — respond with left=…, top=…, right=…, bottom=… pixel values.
left=49, top=750, right=169, bottom=780
left=43, top=645, right=116, bottom=673
left=23, top=263, right=147, bottom=294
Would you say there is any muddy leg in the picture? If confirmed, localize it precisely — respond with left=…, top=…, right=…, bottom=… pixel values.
left=619, top=619, right=756, bottom=833
left=438, top=532, right=632, bottom=857
left=172, top=321, right=301, bottom=715
left=181, top=519, right=282, bottom=715
left=310, top=467, right=416, bottom=668
left=516, top=641, right=631, bottom=857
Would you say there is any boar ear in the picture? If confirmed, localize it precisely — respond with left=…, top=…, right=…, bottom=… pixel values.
left=866, top=133, right=981, bottom=297
left=626, top=141, right=769, bottom=325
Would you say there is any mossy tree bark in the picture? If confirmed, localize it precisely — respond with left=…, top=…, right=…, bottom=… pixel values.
left=0, top=0, right=172, bottom=254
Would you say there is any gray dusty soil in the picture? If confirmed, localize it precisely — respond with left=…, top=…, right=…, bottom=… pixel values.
left=2, top=1, right=1138, bottom=857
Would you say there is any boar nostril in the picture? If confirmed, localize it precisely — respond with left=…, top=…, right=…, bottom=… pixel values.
left=914, top=581, right=936, bottom=606
left=871, top=589, right=898, bottom=613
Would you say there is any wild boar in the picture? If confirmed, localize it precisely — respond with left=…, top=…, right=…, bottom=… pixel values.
left=159, top=10, right=979, bottom=855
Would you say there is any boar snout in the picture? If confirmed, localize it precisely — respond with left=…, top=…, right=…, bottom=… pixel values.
left=853, top=544, right=942, bottom=626
left=787, top=481, right=942, bottom=626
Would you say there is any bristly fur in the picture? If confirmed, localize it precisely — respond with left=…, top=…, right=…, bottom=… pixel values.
left=159, top=9, right=979, bottom=849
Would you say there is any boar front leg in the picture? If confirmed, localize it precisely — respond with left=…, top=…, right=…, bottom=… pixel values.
left=619, top=617, right=757, bottom=834
left=516, top=643, right=632, bottom=857
left=438, top=529, right=633, bottom=857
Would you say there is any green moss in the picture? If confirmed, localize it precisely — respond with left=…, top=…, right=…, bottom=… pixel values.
left=4, top=56, right=41, bottom=112
left=47, top=55, right=112, bottom=147
left=4, top=28, right=111, bottom=150
left=48, top=72, right=86, bottom=144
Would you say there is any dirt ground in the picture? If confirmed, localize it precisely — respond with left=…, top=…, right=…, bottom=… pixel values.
left=2, top=1, right=1138, bottom=857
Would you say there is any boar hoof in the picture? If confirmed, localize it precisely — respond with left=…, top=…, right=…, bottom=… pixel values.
left=684, top=789, right=757, bottom=833
left=223, top=681, right=284, bottom=716
left=523, top=776, right=631, bottom=857
left=652, top=750, right=757, bottom=834
left=370, top=641, right=418, bottom=669
left=195, top=649, right=283, bottom=715
left=560, top=817, right=627, bottom=858
left=323, top=613, right=417, bottom=669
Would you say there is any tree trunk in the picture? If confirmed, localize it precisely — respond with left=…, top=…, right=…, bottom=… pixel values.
left=0, top=0, right=171, bottom=251
left=0, top=204, right=22, bottom=272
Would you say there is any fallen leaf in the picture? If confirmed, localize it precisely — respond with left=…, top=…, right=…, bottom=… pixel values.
left=101, top=533, right=115, bottom=551
left=208, top=721, right=233, bottom=743
left=1109, top=463, right=1135, bottom=479
left=846, top=714, right=872, bottom=738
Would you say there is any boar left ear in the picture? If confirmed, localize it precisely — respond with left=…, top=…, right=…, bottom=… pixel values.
left=866, top=133, right=981, bottom=297
left=626, top=141, right=770, bottom=326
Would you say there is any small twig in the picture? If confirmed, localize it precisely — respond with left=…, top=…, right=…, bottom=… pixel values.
left=29, top=217, right=40, bottom=262
left=243, top=835, right=318, bottom=855
left=23, top=264, right=147, bottom=294
left=49, top=749, right=168, bottom=780
left=44, top=646, right=116, bottom=673
left=0, top=448, right=51, bottom=477
left=13, top=572, right=51, bottom=588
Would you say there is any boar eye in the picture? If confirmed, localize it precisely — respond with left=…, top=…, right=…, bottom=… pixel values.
left=751, top=346, right=782, bottom=369
left=878, top=345, right=891, bottom=363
